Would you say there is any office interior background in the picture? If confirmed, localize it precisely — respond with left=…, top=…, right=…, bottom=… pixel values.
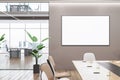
left=0, top=1, right=49, bottom=69
left=0, top=0, right=120, bottom=69
left=0, top=0, right=120, bottom=79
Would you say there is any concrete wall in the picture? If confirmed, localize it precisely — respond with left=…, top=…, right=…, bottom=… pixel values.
left=49, top=2, right=120, bottom=69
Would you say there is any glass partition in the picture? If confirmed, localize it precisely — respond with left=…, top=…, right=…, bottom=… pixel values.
left=0, top=20, right=49, bottom=53
left=0, top=3, right=49, bottom=13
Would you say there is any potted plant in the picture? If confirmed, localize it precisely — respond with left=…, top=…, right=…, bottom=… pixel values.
left=25, top=30, right=48, bottom=73
left=0, top=34, right=5, bottom=48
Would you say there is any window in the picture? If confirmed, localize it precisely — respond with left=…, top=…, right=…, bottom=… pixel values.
left=0, top=20, right=49, bottom=53
left=0, top=3, right=7, bottom=11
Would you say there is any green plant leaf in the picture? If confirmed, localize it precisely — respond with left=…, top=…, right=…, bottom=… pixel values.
left=38, top=54, right=42, bottom=58
left=31, top=52, right=42, bottom=59
left=37, top=44, right=45, bottom=50
left=41, top=37, right=49, bottom=42
left=32, top=49, right=38, bottom=53
left=31, top=52, right=37, bottom=57
left=0, top=34, right=5, bottom=41
left=0, top=37, right=4, bottom=41
left=25, top=30, right=38, bottom=42
left=25, top=30, right=33, bottom=40
left=32, top=36, right=38, bottom=42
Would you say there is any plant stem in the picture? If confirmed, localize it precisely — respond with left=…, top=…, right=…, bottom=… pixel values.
left=35, top=57, right=38, bottom=65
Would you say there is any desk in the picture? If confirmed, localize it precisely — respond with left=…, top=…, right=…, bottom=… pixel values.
left=9, top=48, right=32, bottom=58
left=23, top=48, right=32, bottom=56
left=72, top=60, right=120, bottom=80
left=9, top=48, right=21, bottom=58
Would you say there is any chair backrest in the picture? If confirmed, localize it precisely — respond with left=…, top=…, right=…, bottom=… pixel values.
left=40, top=63, right=54, bottom=80
left=41, top=71, right=48, bottom=80
left=83, top=53, right=96, bottom=61
left=48, top=56, right=56, bottom=68
left=46, top=60, right=70, bottom=80
left=47, top=59, right=55, bottom=76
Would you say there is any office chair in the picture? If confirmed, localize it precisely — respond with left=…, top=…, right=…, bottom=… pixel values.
left=83, top=52, right=96, bottom=61
left=41, top=63, right=54, bottom=80
left=48, top=56, right=71, bottom=79
left=40, top=63, right=70, bottom=80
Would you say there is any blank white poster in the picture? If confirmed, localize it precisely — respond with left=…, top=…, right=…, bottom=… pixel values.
left=62, top=16, right=109, bottom=45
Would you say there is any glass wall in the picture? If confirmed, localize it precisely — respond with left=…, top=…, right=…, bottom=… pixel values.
left=0, top=20, right=49, bottom=53
left=0, top=3, right=49, bottom=12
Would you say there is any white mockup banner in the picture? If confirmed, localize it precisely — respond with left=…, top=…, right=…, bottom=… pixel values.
left=62, top=16, right=109, bottom=45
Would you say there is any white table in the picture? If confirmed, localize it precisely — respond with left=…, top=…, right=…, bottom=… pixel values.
left=72, top=60, right=119, bottom=80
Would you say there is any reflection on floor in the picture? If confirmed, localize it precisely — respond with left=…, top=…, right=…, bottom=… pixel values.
left=0, top=53, right=82, bottom=80
left=0, top=70, right=40, bottom=80
left=0, top=70, right=82, bottom=80
left=0, top=53, right=48, bottom=69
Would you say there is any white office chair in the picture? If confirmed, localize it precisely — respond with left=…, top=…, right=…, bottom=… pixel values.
left=41, top=63, right=54, bottom=80
left=41, top=71, right=49, bottom=80
left=48, top=56, right=71, bottom=79
left=41, top=63, right=70, bottom=80
left=83, top=53, right=96, bottom=61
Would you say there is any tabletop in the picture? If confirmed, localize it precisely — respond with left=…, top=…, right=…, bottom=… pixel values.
left=72, top=60, right=120, bottom=80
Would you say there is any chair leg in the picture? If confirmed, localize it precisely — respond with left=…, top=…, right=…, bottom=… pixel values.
left=40, top=70, right=42, bottom=80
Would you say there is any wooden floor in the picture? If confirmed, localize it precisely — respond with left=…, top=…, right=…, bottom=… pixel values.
left=0, top=53, right=48, bottom=69
left=0, top=70, right=82, bottom=80
left=0, top=53, right=82, bottom=80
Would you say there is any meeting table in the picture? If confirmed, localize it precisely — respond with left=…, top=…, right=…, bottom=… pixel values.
left=72, top=60, right=120, bottom=80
